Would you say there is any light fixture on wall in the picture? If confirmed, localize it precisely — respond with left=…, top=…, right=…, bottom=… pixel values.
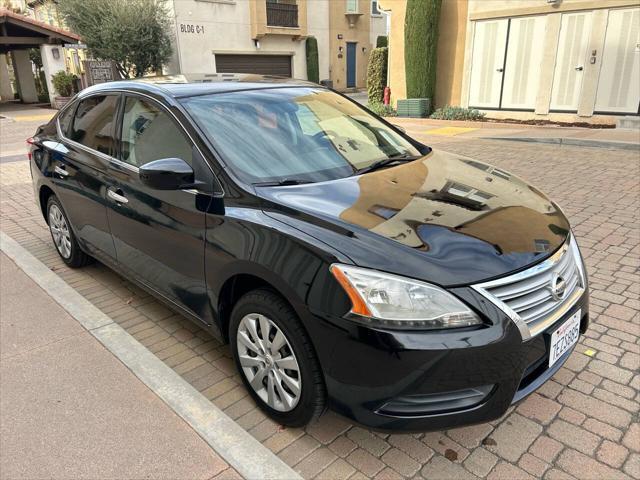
left=52, top=48, right=60, bottom=60
left=254, top=39, right=261, bottom=49
left=362, top=47, right=366, bottom=54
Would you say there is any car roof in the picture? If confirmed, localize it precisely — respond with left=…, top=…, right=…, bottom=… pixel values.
left=80, top=73, right=322, bottom=99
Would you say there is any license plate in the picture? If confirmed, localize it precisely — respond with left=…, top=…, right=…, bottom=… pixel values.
left=549, top=310, right=581, bottom=368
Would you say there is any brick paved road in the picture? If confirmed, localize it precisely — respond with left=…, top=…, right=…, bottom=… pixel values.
left=1, top=136, right=638, bottom=479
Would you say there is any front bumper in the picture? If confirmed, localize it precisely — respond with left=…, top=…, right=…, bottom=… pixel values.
left=305, top=289, right=588, bottom=432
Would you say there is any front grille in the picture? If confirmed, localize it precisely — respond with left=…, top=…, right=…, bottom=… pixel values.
left=472, top=235, right=586, bottom=340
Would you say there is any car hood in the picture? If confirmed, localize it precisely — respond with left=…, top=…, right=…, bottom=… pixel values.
left=258, top=149, right=570, bottom=286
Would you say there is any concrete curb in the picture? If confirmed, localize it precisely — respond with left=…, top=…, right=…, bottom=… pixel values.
left=0, top=231, right=302, bottom=480
left=486, top=136, right=640, bottom=151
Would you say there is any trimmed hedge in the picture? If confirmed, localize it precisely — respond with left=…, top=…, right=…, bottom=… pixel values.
left=306, top=36, right=319, bottom=83
left=367, top=47, right=388, bottom=104
left=430, top=106, right=485, bottom=121
left=404, top=0, right=441, bottom=100
left=376, top=35, right=388, bottom=48
left=368, top=100, right=396, bottom=117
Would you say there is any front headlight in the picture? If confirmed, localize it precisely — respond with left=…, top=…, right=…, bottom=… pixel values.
left=330, top=264, right=482, bottom=330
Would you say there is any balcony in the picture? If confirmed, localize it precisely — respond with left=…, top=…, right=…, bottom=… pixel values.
left=266, top=2, right=299, bottom=28
left=250, top=0, right=307, bottom=39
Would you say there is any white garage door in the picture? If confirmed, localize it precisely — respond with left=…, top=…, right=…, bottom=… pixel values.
left=550, top=12, right=593, bottom=111
left=595, top=7, right=640, bottom=114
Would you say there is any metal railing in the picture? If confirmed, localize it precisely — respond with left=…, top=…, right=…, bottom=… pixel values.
left=266, top=2, right=298, bottom=28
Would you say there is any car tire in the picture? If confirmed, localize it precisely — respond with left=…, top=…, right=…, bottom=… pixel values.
left=230, top=289, right=326, bottom=427
left=46, top=195, right=92, bottom=268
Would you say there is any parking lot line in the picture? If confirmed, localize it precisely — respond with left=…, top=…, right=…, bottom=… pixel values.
left=0, top=231, right=301, bottom=480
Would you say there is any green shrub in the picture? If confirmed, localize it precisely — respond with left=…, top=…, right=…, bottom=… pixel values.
left=430, top=106, right=485, bottom=121
left=51, top=71, right=77, bottom=97
left=404, top=0, right=441, bottom=101
left=366, top=47, right=388, bottom=104
left=306, top=36, right=319, bottom=83
left=376, top=35, right=388, bottom=48
left=367, top=100, right=396, bottom=117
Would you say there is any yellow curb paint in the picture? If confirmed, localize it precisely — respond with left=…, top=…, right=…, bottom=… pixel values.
left=12, top=114, right=55, bottom=122
left=584, top=349, right=596, bottom=357
left=427, top=127, right=478, bottom=136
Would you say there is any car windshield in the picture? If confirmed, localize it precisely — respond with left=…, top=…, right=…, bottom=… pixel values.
left=182, top=87, right=422, bottom=185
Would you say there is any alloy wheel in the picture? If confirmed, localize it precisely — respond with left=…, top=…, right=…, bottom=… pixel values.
left=236, top=313, right=302, bottom=412
left=48, top=204, right=72, bottom=259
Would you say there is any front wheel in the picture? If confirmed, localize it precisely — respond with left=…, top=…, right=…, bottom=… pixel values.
left=229, top=289, right=326, bottom=427
left=46, top=195, right=92, bottom=268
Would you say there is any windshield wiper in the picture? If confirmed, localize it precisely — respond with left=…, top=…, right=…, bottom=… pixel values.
left=252, top=178, right=311, bottom=187
left=355, top=154, right=421, bottom=175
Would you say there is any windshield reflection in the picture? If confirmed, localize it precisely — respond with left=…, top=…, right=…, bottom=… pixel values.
left=183, top=88, right=421, bottom=184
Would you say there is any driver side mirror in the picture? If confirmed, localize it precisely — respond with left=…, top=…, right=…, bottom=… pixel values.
left=139, top=158, right=194, bottom=190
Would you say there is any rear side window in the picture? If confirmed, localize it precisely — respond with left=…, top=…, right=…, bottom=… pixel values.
left=120, top=96, right=193, bottom=167
left=69, top=95, right=118, bottom=156
left=57, top=103, right=75, bottom=136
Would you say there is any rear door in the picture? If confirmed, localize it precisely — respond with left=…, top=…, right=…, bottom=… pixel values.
left=105, top=93, right=210, bottom=320
left=50, top=94, right=119, bottom=260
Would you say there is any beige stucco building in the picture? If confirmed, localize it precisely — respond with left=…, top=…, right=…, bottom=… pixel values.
left=166, top=0, right=388, bottom=91
left=379, top=0, right=639, bottom=123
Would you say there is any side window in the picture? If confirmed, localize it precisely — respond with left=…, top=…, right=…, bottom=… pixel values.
left=120, top=96, right=193, bottom=167
left=69, top=95, right=118, bottom=156
left=57, top=103, right=76, bottom=136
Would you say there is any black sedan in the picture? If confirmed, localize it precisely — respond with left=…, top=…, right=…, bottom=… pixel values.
left=28, top=74, right=589, bottom=431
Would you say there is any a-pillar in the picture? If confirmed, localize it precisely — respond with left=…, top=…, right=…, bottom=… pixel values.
left=41, top=44, right=66, bottom=106
left=0, top=53, right=14, bottom=101
left=11, top=49, right=38, bottom=103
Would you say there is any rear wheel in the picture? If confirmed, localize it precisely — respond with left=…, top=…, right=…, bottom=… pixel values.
left=230, top=289, right=326, bottom=427
left=46, top=195, right=92, bottom=268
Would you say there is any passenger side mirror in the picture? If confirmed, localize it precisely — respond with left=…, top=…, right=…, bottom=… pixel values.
left=139, top=158, right=194, bottom=190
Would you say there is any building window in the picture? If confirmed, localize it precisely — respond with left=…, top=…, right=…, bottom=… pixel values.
left=371, top=0, right=381, bottom=16
left=346, top=0, right=358, bottom=13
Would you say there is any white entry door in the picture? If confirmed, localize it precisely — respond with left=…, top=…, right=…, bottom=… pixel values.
left=595, top=8, right=640, bottom=114
left=550, top=12, right=593, bottom=111
left=501, top=15, right=546, bottom=110
left=469, top=19, right=509, bottom=108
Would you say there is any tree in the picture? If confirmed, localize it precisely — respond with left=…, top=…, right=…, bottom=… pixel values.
left=367, top=47, right=388, bottom=104
left=58, top=0, right=172, bottom=78
left=306, top=36, right=319, bottom=84
left=404, top=0, right=441, bottom=100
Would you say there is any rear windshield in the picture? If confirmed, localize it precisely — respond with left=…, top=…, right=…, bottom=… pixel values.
left=182, top=87, right=420, bottom=184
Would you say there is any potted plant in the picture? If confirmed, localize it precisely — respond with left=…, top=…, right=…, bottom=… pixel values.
left=51, top=71, right=78, bottom=109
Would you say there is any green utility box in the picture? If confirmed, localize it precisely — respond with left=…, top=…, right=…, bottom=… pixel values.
left=397, top=98, right=431, bottom=118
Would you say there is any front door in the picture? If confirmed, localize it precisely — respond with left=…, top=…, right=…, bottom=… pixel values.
left=550, top=12, right=593, bottom=111
left=346, top=42, right=357, bottom=88
left=594, top=7, right=640, bottom=114
left=105, top=94, right=209, bottom=320
left=50, top=94, right=119, bottom=260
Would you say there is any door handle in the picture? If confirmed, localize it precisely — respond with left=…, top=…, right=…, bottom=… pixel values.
left=574, top=66, right=584, bottom=71
left=496, top=68, right=504, bottom=72
left=54, top=165, right=69, bottom=178
left=107, top=188, right=128, bottom=204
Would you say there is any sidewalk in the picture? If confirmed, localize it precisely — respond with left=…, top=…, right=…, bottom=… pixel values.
left=0, top=253, right=229, bottom=479
left=392, top=117, right=640, bottom=149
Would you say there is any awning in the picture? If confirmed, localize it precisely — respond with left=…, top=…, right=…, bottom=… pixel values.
left=0, top=8, right=80, bottom=54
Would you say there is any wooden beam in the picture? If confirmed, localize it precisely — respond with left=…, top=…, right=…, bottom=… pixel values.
left=0, top=36, right=46, bottom=45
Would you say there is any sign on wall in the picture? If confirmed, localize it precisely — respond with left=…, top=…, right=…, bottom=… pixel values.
left=83, top=60, right=120, bottom=86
